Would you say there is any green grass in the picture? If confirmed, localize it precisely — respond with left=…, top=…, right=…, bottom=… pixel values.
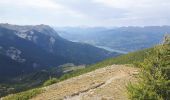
left=2, top=88, right=43, bottom=100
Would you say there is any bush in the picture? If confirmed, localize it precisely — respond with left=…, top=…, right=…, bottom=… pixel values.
left=43, top=78, right=59, bottom=86
left=127, top=35, right=170, bottom=100
left=127, top=83, right=163, bottom=100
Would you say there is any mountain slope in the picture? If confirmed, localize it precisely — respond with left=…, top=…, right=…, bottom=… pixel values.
left=0, top=24, right=119, bottom=80
left=2, top=38, right=168, bottom=100
left=0, top=26, right=69, bottom=79
left=1, top=46, right=151, bottom=99
left=3, top=65, right=139, bottom=100
left=1, top=48, right=149, bottom=98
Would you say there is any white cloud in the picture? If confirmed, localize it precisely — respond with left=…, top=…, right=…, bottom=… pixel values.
left=0, top=0, right=87, bottom=26
left=0, top=0, right=170, bottom=26
left=0, top=0, right=63, bottom=9
left=92, top=0, right=170, bottom=26
left=93, top=0, right=170, bottom=9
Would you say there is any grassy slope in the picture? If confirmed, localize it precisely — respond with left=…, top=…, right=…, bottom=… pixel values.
left=59, top=48, right=152, bottom=81
left=2, top=48, right=152, bottom=100
left=2, top=88, right=43, bottom=100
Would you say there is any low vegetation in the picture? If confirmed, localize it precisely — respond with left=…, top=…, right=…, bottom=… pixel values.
left=127, top=35, right=170, bottom=100
left=43, top=78, right=59, bottom=86
left=2, top=88, right=43, bottom=100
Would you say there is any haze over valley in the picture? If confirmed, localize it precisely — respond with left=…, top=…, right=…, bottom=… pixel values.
left=56, top=26, right=170, bottom=53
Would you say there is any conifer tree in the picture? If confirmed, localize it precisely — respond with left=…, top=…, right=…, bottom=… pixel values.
left=127, top=34, right=170, bottom=100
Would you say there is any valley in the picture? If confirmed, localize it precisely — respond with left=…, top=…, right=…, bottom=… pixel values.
left=0, top=23, right=119, bottom=97
left=1, top=46, right=151, bottom=99
left=1, top=0, right=170, bottom=99
left=0, top=24, right=169, bottom=99
left=1, top=36, right=170, bottom=100
left=96, top=45, right=128, bottom=54
left=56, top=26, right=170, bottom=52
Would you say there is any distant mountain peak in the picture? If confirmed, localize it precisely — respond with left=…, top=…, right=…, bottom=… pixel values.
left=0, top=23, right=60, bottom=38
left=0, top=23, right=50, bottom=31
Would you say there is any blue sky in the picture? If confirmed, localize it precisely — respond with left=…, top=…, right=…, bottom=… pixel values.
left=0, top=0, right=170, bottom=27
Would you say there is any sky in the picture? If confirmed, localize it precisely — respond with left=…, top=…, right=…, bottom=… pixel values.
left=0, top=0, right=170, bottom=27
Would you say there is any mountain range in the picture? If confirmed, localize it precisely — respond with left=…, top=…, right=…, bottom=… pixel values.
left=1, top=24, right=169, bottom=98
left=0, top=23, right=119, bottom=81
left=56, top=26, right=170, bottom=52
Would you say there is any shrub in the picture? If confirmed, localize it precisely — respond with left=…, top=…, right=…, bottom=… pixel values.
left=127, top=35, right=170, bottom=100
left=43, top=78, right=59, bottom=86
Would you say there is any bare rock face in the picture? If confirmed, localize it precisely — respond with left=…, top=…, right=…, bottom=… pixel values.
left=6, top=47, right=26, bottom=63
left=163, top=34, right=170, bottom=44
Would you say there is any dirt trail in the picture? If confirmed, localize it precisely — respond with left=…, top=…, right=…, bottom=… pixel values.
left=32, top=65, right=139, bottom=100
